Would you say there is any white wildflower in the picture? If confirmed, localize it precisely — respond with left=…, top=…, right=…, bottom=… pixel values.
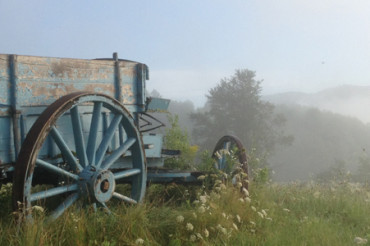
left=354, top=237, right=368, bottom=245
left=257, top=211, right=264, bottom=218
left=199, top=195, right=207, bottom=204
left=232, top=223, right=239, bottom=231
left=221, top=227, right=227, bottom=235
left=250, top=229, right=255, bottom=233
left=193, top=200, right=200, bottom=205
left=186, top=223, right=194, bottom=231
left=192, top=212, right=197, bottom=219
left=197, top=175, right=206, bottom=180
left=204, top=228, right=209, bottom=237
left=245, top=197, right=251, bottom=203
left=198, top=206, right=206, bottom=214
left=238, top=198, right=245, bottom=203
left=251, top=206, right=256, bottom=212
left=189, top=234, right=196, bottom=242
left=176, top=215, right=184, bottom=223
left=266, top=217, right=272, bottom=221
left=261, top=209, right=267, bottom=217
left=222, top=212, right=226, bottom=218
left=236, top=214, right=241, bottom=223
left=215, top=151, right=222, bottom=159
left=135, top=238, right=144, bottom=245
left=32, top=205, right=44, bottom=213
left=236, top=182, right=243, bottom=188
left=242, top=188, right=249, bottom=197
left=220, top=184, right=227, bottom=190
left=250, top=221, right=256, bottom=226
left=283, top=208, right=290, bottom=213
left=196, top=233, right=203, bottom=240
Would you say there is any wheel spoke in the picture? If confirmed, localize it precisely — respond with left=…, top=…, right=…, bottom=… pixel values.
left=50, top=126, right=83, bottom=172
left=36, top=159, right=79, bottom=181
left=99, top=202, right=111, bottom=214
left=112, top=192, right=137, bottom=204
left=30, top=183, right=79, bottom=202
left=95, top=114, right=123, bottom=168
left=101, top=138, right=136, bottom=170
left=87, top=102, right=102, bottom=166
left=118, top=125, right=125, bottom=145
left=71, top=106, right=88, bottom=167
left=114, top=168, right=141, bottom=180
left=49, top=192, right=80, bottom=220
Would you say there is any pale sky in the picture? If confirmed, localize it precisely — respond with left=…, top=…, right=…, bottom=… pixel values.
left=1, top=0, right=370, bottom=106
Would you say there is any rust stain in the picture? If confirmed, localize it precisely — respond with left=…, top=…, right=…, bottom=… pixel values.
left=122, top=84, right=134, bottom=97
left=121, top=67, right=136, bottom=77
left=51, top=61, right=73, bottom=78
left=17, top=56, right=114, bottom=81
left=122, top=84, right=135, bottom=104
left=17, top=82, right=78, bottom=100
left=83, top=83, right=115, bottom=95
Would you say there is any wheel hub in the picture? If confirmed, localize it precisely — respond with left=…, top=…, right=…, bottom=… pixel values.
left=79, top=167, right=116, bottom=203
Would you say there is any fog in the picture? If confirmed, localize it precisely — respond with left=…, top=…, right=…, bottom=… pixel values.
left=1, top=0, right=370, bottom=182
left=164, top=84, right=370, bottom=182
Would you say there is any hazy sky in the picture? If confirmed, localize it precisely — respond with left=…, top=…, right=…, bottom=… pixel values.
left=1, top=0, right=370, bottom=106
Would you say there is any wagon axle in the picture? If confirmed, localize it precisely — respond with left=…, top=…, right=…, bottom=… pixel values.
left=78, top=168, right=116, bottom=204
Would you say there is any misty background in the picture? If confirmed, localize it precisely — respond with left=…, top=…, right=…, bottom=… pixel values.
left=1, top=0, right=370, bottom=181
left=162, top=84, right=370, bottom=182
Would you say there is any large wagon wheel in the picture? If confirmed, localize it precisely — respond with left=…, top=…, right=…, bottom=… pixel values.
left=212, top=135, right=248, bottom=190
left=13, top=92, right=146, bottom=220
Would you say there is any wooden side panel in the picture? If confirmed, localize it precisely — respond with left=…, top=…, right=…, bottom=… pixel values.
left=14, top=56, right=140, bottom=107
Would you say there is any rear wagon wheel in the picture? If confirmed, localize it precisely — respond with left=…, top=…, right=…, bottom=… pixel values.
left=212, top=135, right=248, bottom=190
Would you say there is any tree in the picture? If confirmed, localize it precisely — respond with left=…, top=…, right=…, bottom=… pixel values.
left=191, top=69, right=291, bottom=158
left=163, top=114, right=198, bottom=170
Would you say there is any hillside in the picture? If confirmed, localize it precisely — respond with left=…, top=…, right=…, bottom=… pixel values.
left=270, top=104, right=370, bottom=181
left=264, top=85, right=370, bottom=123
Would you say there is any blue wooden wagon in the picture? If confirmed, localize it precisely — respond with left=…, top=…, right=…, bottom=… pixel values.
left=0, top=53, right=247, bottom=220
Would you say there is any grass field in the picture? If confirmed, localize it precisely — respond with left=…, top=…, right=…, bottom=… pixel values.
left=1, top=177, right=370, bottom=246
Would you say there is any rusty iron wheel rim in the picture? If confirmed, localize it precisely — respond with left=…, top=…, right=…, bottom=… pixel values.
left=12, top=92, right=146, bottom=220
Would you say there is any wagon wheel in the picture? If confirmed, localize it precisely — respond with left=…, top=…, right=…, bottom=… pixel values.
left=13, top=92, right=146, bottom=220
left=212, top=135, right=248, bottom=190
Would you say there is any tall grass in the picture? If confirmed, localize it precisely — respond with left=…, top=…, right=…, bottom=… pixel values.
left=1, top=179, right=370, bottom=245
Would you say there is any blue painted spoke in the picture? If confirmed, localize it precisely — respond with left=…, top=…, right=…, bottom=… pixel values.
left=49, top=193, right=79, bottom=220
left=101, top=138, right=136, bottom=170
left=50, top=127, right=83, bottom=172
left=95, top=114, right=123, bottom=168
left=118, top=125, right=125, bottom=145
left=71, top=106, right=88, bottom=167
left=87, top=102, right=102, bottom=166
left=114, top=168, right=141, bottom=180
left=30, top=183, right=79, bottom=202
left=36, top=159, right=79, bottom=181
left=112, top=192, right=137, bottom=204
